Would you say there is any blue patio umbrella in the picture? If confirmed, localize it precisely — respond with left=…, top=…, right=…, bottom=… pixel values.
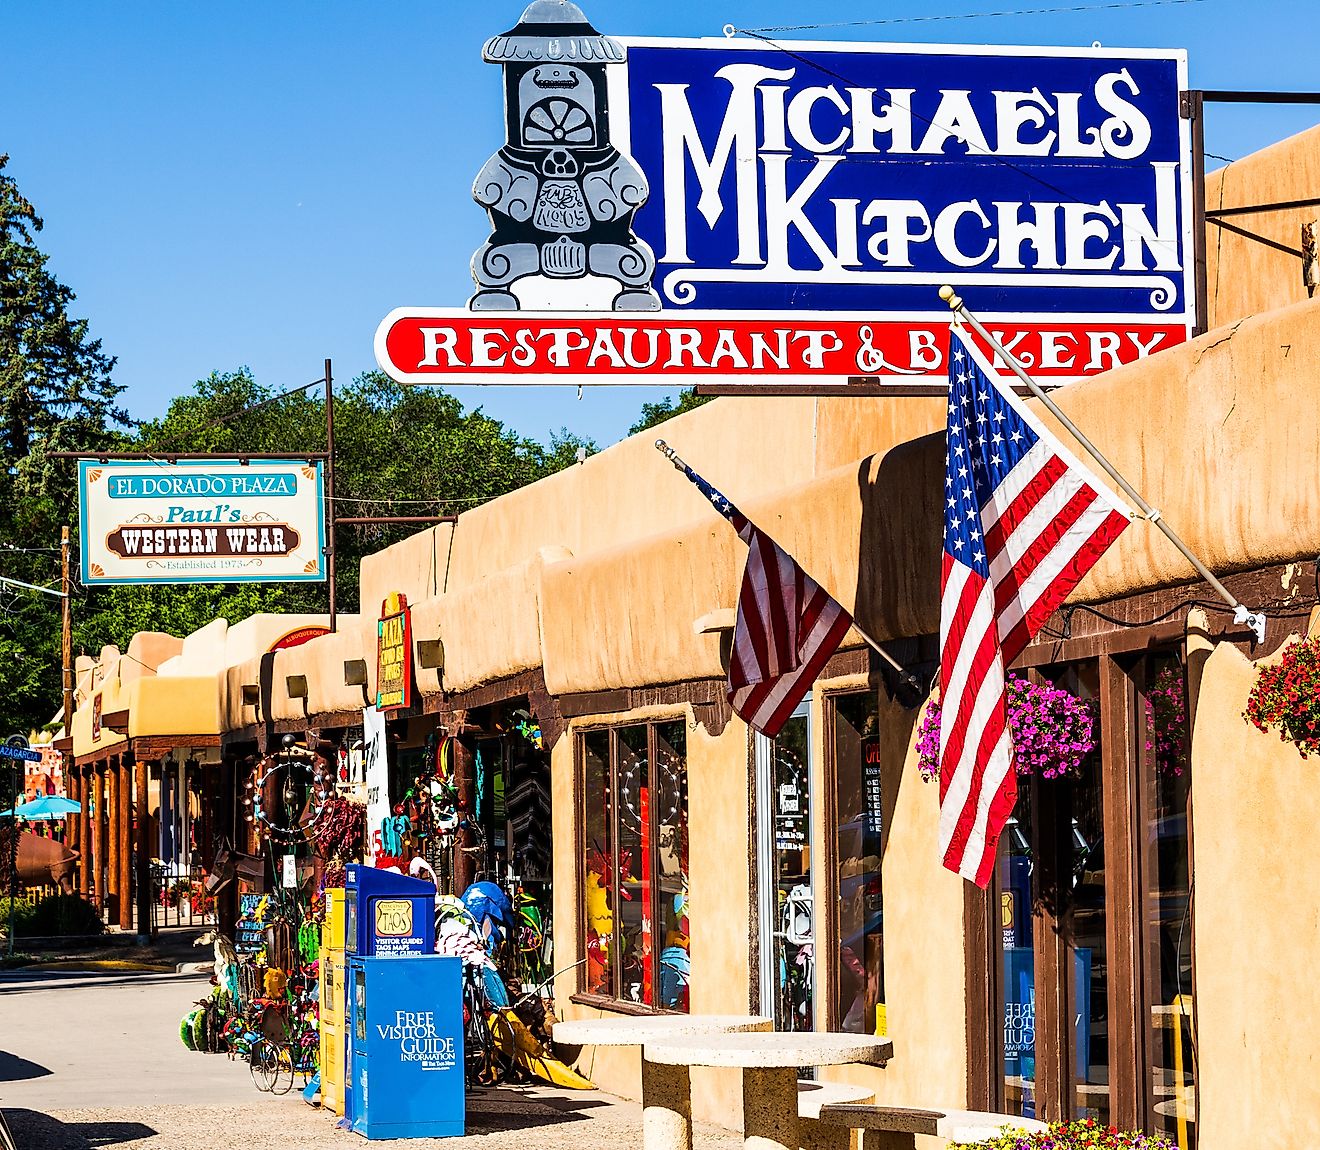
left=0, top=795, right=81, bottom=819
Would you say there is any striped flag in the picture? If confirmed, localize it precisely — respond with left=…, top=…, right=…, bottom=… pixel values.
left=676, top=462, right=853, bottom=739
left=939, top=327, right=1132, bottom=886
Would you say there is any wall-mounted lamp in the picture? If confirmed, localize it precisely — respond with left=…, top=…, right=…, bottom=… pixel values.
left=416, top=639, right=444, bottom=671
left=286, top=674, right=308, bottom=699
left=241, top=684, right=260, bottom=707
left=343, top=659, right=368, bottom=687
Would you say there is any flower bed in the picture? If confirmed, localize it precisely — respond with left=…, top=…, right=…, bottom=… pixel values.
left=960, top=1118, right=1176, bottom=1149
left=1244, top=634, right=1320, bottom=757
left=916, top=676, right=1097, bottom=783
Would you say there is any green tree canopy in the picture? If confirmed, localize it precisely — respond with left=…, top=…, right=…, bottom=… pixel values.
left=71, top=369, right=598, bottom=671
left=0, top=154, right=128, bottom=733
left=628, top=387, right=714, bottom=435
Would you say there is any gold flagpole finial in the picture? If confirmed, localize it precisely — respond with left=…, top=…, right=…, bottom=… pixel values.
left=939, top=284, right=964, bottom=312
left=654, top=439, right=685, bottom=470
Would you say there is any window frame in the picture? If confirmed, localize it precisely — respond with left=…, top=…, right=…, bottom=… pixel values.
left=573, top=717, right=689, bottom=1013
left=821, top=685, right=887, bottom=1035
left=969, top=645, right=1194, bottom=1135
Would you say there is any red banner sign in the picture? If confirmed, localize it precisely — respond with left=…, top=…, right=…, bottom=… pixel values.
left=375, top=308, right=1185, bottom=390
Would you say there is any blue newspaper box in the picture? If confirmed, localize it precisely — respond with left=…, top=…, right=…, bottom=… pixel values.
left=347, top=955, right=465, bottom=1139
left=344, top=864, right=436, bottom=957
left=343, top=865, right=438, bottom=1130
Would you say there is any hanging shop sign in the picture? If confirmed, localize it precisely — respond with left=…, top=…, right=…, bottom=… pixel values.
left=269, top=625, right=331, bottom=652
left=78, top=459, right=326, bottom=585
left=363, top=705, right=390, bottom=867
left=375, top=593, right=414, bottom=712
left=91, top=695, right=103, bottom=743
left=375, top=4, right=1191, bottom=391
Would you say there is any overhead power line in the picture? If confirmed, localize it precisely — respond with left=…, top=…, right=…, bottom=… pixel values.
left=733, top=0, right=1206, bottom=34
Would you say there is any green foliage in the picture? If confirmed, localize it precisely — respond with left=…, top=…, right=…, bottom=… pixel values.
left=959, top=1119, right=1175, bottom=1149
left=0, top=892, right=104, bottom=938
left=628, top=388, right=714, bottom=435
left=123, top=369, right=598, bottom=622
left=0, top=154, right=128, bottom=732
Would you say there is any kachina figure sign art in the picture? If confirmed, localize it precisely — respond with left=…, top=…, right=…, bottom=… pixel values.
left=470, top=0, right=661, bottom=311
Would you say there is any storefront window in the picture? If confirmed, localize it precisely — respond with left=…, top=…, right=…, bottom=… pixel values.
left=655, top=721, right=690, bottom=1011
left=1142, top=655, right=1195, bottom=1149
left=831, top=691, right=885, bottom=1034
left=582, top=730, right=613, bottom=998
left=578, top=722, right=689, bottom=1011
left=1062, top=663, right=1109, bottom=1125
left=771, top=711, right=813, bottom=1031
left=1000, top=780, right=1037, bottom=1117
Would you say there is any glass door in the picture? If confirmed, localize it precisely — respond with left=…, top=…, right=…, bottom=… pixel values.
left=756, top=704, right=814, bottom=1031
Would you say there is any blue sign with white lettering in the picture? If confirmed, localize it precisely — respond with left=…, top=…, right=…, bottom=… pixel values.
left=618, top=39, right=1191, bottom=324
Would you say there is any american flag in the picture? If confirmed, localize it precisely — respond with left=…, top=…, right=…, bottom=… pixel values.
left=678, top=462, right=853, bottom=738
left=939, top=328, right=1132, bottom=886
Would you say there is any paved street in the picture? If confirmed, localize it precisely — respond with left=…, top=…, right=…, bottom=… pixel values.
left=0, top=969, right=740, bottom=1149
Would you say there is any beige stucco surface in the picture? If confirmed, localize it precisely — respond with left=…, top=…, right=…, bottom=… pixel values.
left=1190, top=636, right=1320, bottom=1150
left=1204, top=122, right=1320, bottom=330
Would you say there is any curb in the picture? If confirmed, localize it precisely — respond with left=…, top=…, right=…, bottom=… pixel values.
left=176, top=961, right=215, bottom=975
left=13, top=959, right=179, bottom=973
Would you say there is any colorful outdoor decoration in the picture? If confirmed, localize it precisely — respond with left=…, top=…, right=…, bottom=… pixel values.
left=1244, top=634, right=1320, bottom=757
left=916, top=676, right=1097, bottom=782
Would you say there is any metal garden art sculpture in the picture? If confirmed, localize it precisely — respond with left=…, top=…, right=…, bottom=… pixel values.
left=470, top=0, right=660, bottom=311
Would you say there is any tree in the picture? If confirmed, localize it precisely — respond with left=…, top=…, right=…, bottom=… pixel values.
left=628, top=387, right=713, bottom=435
left=0, top=154, right=129, bottom=733
left=69, top=369, right=598, bottom=657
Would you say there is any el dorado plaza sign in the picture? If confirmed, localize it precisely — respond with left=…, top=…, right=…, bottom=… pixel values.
left=375, top=1, right=1193, bottom=391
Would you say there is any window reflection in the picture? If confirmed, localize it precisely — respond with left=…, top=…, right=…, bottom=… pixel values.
left=772, top=713, right=812, bottom=1031
left=1144, top=655, right=1195, bottom=1149
left=582, top=730, right=614, bottom=998
left=579, top=722, right=689, bottom=1011
left=832, top=692, right=885, bottom=1035
left=1001, top=782, right=1037, bottom=1118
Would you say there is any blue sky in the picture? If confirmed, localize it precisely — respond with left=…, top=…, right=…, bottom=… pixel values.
left=2, top=0, right=1316, bottom=449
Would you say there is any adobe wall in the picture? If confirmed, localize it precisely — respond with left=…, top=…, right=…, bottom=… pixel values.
left=1190, top=627, right=1320, bottom=1150
left=1203, top=121, right=1320, bottom=330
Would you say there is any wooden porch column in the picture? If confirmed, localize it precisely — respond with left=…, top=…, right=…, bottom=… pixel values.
left=95, top=761, right=109, bottom=912
left=67, top=766, right=80, bottom=853
left=77, top=764, right=91, bottom=899
left=136, top=758, right=154, bottom=940
left=118, top=755, right=134, bottom=930
left=107, top=756, right=121, bottom=921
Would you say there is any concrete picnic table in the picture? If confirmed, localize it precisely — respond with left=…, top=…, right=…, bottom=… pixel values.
left=553, top=1014, right=772, bottom=1150
left=642, top=1030, right=894, bottom=1150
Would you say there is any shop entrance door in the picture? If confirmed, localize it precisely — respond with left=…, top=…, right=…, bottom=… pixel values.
left=755, top=703, right=815, bottom=1031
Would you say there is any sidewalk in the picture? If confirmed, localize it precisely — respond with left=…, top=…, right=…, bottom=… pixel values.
left=5, top=1088, right=745, bottom=1149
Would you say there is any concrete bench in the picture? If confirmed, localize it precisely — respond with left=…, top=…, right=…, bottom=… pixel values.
left=797, top=1081, right=874, bottom=1150
left=817, top=1103, right=1048, bottom=1148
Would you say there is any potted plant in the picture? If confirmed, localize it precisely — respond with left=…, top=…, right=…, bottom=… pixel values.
left=960, top=1118, right=1176, bottom=1149
left=1244, top=634, right=1320, bottom=757
left=915, top=676, right=1096, bottom=783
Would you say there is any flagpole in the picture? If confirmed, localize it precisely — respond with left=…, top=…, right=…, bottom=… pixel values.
left=653, top=439, right=922, bottom=689
left=939, top=285, right=1266, bottom=644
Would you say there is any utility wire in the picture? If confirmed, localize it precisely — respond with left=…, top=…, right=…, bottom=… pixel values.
left=734, top=0, right=1206, bottom=33
left=137, top=374, right=328, bottom=455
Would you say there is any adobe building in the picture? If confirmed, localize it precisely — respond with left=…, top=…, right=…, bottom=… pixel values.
left=79, top=120, right=1320, bottom=1150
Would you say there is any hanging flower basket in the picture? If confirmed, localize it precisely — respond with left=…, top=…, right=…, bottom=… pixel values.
left=1244, top=634, right=1320, bottom=757
left=916, top=676, right=1097, bottom=783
